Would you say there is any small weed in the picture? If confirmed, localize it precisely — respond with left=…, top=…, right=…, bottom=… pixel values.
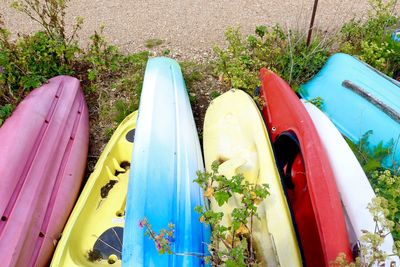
left=113, top=99, right=135, bottom=124
left=180, top=61, right=204, bottom=89
left=104, top=127, right=114, bottom=139
left=346, top=131, right=392, bottom=174
left=307, top=96, right=324, bottom=110
left=188, top=93, right=197, bottom=104
left=0, top=104, right=13, bottom=126
left=85, top=27, right=123, bottom=83
left=339, top=0, right=400, bottom=77
left=145, top=38, right=164, bottom=49
left=162, top=49, right=171, bottom=56
left=180, top=61, right=207, bottom=106
left=210, top=91, right=220, bottom=99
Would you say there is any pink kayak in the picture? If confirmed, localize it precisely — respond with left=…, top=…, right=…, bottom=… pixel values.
left=0, top=76, right=89, bottom=267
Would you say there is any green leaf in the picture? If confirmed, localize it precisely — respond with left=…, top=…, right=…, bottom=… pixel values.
left=214, top=191, right=230, bottom=206
left=87, top=69, right=97, bottom=81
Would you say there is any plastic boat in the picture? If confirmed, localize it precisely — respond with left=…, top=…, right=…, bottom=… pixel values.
left=51, top=112, right=137, bottom=266
left=122, top=57, right=210, bottom=266
left=300, top=53, right=400, bottom=167
left=0, top=76, right=89, bottom=267
left=203, top=89, right=302, bottom=267
left=259, top=69, right=352, bottom=266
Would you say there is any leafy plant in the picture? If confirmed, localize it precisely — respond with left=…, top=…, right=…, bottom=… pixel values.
left=194, top=161, right=269, bottom=266
left=0, top=103, right=13, bottom=126
left=181, top=61, right=205, bottom=90
left=139, top=219, right=176, bottom=255
left=145, top=38, right=164, bottom=49
left=113, top=99, right=135, bottom=124
left=346, top=131, right=392, bottom=174
left=370, top=171, right=400, bottom=241
left=214, top=25, right=331, bottom=94
left=331, top=197, right=399, bottom=267
left=0, top=31, right=77, bottom=92
left=10, top=0, right=83, bottom=44
left=339, top=0, right=400, bottom=76
left=306, top=96, right=324, bottom=110
left=85, top=27, right=124, bottom=84
left=141, top=161, right=270, bottom=266
left=346, top=133, right=399, bottom=241
left=210, top=91, right=221, bottom=99
left=0, top=0, right=80, bottom=107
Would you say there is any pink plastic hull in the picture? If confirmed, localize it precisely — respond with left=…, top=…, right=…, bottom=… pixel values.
left=0, top=76, right=89, bottom=267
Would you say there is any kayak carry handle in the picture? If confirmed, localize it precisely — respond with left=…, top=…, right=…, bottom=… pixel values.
left=342, top=80, right=400, bottom=124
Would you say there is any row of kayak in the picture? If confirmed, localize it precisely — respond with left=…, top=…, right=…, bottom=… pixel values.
left=0, top=53, right=399, bottom=266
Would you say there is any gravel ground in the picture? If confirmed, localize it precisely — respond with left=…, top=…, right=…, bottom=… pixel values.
left=2, top=0, right=395, bottom=59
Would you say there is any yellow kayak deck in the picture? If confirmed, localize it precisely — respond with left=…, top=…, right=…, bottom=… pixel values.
left=203, top=90, right=302, bottom=267
left=51, top=112, right=138, bottom=266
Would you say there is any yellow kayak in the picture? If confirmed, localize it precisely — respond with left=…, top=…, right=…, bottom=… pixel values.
left=51, top=112, right=137, bottom=267
left=203, top=90, right=302, bottom=267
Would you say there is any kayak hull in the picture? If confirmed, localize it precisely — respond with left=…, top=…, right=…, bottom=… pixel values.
left=0, top=76, right=89, bottom=267
left=203, top=89, right=302, bottom=267
left=304, top=102, right=399, bottom=266
left=300, top=53, right=400, bottom=167
left=122, top=57, right=210, bottom=267
left=51, top=112, right=138, bottom=266
left=259, top=69, right=351, bottom=266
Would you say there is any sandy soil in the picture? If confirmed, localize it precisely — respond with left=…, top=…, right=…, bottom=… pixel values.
left=1, top=0, right=390, bottom=58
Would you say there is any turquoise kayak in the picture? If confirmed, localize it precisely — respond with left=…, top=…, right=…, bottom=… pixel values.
left=122, top=57, right=210, bottom=266
left=300, top=53, right=400, bottom=167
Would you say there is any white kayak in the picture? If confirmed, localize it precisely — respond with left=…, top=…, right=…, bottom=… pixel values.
left=303, top=101, right=399, bottom=266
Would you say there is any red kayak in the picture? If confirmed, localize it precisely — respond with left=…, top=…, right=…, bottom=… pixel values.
left=259, top=69, right=351, bottom=266
left=0, top=76, right=89, bottom=267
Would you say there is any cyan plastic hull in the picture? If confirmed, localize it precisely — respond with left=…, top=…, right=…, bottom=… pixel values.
left=122, top=57, right=210, bottom=267
left=300, top=53, right=400, bottom=167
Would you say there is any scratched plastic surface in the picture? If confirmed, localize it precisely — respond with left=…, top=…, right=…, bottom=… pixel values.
left=300, top=53, right=400, bottom=167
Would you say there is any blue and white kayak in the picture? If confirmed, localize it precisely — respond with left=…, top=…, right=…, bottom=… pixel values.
left=122, top=57, right=210, bottom=266
left=304, top=101, right=399, bottom=266
left=300, top=53, right=400, bottom=167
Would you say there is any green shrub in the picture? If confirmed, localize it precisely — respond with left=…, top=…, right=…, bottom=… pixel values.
left=370, top=170, right=400, bottom=241
left=346, top=131, right=393, bottom=174
left=214, top=25, right=331, bottom=94
left=332, top=197, right=399, bottom=266
left=0, top=0, right=81, bottom=109
left=339, top=0, right=400, bottom=76
left=0, top=31, right=77, bottom=92
left=85, top=27, right=124, bottom=83
left=0, top=0, right=149, bottom=131
left=346, top=133, right=399, bottom=241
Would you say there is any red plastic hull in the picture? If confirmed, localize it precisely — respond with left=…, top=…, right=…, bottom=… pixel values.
left=0, top=76, right=89, bottom=267
left=259, top=69, right=351, bottom=266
